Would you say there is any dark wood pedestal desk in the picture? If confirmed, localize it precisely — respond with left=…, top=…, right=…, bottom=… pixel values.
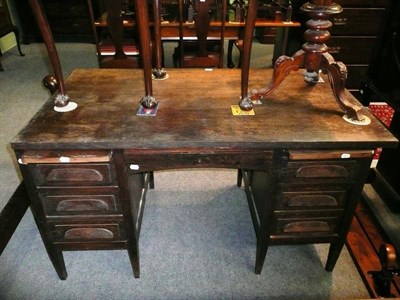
left=11, top=68, right=397, bottom=280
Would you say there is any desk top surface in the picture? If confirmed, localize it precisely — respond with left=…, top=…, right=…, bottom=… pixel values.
left=11, top=68, right=397, bottom=150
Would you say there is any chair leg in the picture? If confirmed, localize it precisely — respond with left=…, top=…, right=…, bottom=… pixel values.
left=12, top=26, right=25, bottom=57
left=0, top=50, right=3, bottom=71
left=227, top=40, right=235, bottom=68
left=237, top=169, right=242, bottom=187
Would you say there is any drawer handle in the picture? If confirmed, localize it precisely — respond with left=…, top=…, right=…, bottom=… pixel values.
left=332, top=17, right=347, bottom=26
left=288, top=195, right=338, bottom=207
left=328, top=46, right=341, bottom=54
left=296, top=165, right=349, bottom=178
left=56, top=199, right=109, bottom=212
left=64, top=228, right=114, bottom=239
left=283, top=221, right=330, bottom=233
left=47, top=168, right=104, bottom=182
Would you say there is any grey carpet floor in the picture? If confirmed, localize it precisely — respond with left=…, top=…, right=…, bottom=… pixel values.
left=0, top=42, right=370, bottom=299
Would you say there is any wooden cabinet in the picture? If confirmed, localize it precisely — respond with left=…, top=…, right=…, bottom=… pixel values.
left=359, top=0, right=400, bottom=212
left=18, top=150, right=126, bottom=278
left=15, top=0, right=101, bottom=43
left=286, top=0, right=388, bottom=98
left=244, top=149, right=373, bottom=274
left=327, top=0, right=388, bottom=96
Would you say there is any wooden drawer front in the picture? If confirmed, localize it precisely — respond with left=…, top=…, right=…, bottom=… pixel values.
left=272, top=214, right=341, bottom=236
left=39, top=188, right=120, bottom=216
left=50, top=223, right=124, bottom=242
left=31, top=163, right=116, bottom=186
left=330, top=8, right=386, bottom=36
left=279, top=161, right=359, bottom=183
left=273, top=218, right=339, bottom=235
left=276, top=190, right=347, bottom=211
left=125, top=149, right=273, bottom=171
left=327, top=37, right=376, bottom=64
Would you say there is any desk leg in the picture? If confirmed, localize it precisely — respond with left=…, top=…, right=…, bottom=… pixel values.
left=325, top=240, right=345, bottom=271
left=255, top=244, right=268, bottom=274
left=149, top=171, right=155, bottom=189
left=114, top=151, right=142, bottom=278
left=127, top=238, right=140, bottom=278
left=45, top=247, right=67, bottom=280
left=34, top=220, right=68, bottom=280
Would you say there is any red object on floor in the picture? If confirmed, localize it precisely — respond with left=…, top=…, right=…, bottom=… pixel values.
left=368, top=103, right=395, bottom=160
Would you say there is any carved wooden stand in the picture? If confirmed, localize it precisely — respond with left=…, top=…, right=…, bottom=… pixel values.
left=239, top=0, right=368, bottom=124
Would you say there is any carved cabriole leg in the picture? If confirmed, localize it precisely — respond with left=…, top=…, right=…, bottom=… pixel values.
left=321, top=52, right=366, bottom=122
left=249, top=50, right=305, bottom=101
left=243, top=0, right=368, bottom=124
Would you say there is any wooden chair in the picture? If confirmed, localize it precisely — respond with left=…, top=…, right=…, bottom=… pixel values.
left=173, top=0, right=227, bottom=68
left=88, top=0, right=141, bottom=68
left=227, top=0, right=293, bottom=68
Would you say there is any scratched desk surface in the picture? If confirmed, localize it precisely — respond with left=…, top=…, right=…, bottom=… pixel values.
left=11, top=69, right=397, bottom=150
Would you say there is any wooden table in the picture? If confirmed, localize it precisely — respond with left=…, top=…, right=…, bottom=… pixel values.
left=11, top=68, right=397, bottom=279
left=94, top=17, right=300, bottom=39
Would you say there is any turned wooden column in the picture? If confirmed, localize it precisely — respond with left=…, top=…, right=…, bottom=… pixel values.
left=28, top=0, right=70, bottom=109
left=301, top=0, right=341, bottom=82
left=134, top=0, right=158, bottom=109
left=240, top=0, right=368, bottom=124
left=152, top=0, right=167, bottom=80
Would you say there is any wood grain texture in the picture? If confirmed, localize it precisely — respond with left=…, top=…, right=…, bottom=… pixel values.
left=10, top=69, right=397, bottom=151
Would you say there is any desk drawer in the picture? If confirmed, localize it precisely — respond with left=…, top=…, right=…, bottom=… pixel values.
left=327, top=36, right=376, bottom=64
left=125, top=149, right=273, bottom=171
left=50, top=222, right=125, bottom=242
left=279, top=160, right=359, bottom=183
left=330, top=8, right=386, bottom=36
left=30, top=163, right=116, bottom=187
left=272, top=217, right=340, bottom=235
left=272, top=210, right=343, bottom=235
left=39, top=188, right=120, bottom=216
left=276, top=189, right=347, bottom=211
